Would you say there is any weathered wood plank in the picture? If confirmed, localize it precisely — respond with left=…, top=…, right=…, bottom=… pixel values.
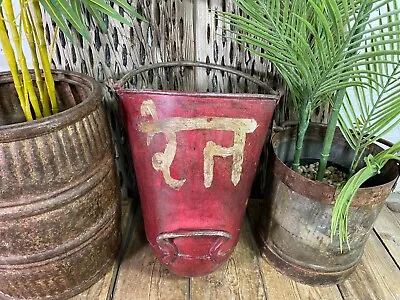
left=374, top=205, right=400, bottom=266
left=113, top=211, right=189, bottom=300
left=70, top=270, right=114, bottom=300
left=338, top=231, right=400, bottom=300
left=190, top=217, right=266, bottom=300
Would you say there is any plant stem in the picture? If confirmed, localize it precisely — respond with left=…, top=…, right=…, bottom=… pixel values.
left=316, top=89, right=345, bottom=180
left=21, top=0, right=51, bottom=117
left=292, top=94, right=312, bottom=171
left=3, top=0, right=42, bottom=119
left=0, top=8, right=33, bottom=120
left=32, top=0, right=58, bottom=115
left=49, top=25, right=59, bottom=59
left=316, top=2, right=374, bottom=181
left=349, top=148, right=366, bottom=177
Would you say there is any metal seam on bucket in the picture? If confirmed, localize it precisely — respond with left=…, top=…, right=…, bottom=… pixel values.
left=0, top=215, right=118, bottom=267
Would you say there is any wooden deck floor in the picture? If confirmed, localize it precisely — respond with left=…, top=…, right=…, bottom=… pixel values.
left=72, top=200, right=400, bottom=300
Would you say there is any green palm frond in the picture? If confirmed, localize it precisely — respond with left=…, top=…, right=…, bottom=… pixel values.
left=69, top=0, right=87, bottom=31
left=81, top=0, right=131, bottom=26
left=112, top=0, right=146, bottom=22
left=76, top=0, right=107, bottom=32
left=333, top=0, right=400, bottom=248
left=338, top=0, right=400, bottom=175
left=219, top=0, right=400, bottom=173
left=39, top=0, right=141, bottom=41
left=39, top=0, right=76, bottom=40
left=218, top=0, right=400, bottom=110
left=339, top=65, right=400, bottom=167
left=331, top=142, right=400, bottom=251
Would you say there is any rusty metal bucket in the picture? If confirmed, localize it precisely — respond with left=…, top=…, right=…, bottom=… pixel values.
left=117, top=61, right=278, bottom=277
left=256, top=124, right=399, bottom=285
left=0, top=70, right=121, bottom=299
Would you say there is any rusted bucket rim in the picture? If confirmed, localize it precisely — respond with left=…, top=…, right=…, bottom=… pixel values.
left=0, top=70, right=101, bottom=142
left=271, top=124, right=400, bottom=206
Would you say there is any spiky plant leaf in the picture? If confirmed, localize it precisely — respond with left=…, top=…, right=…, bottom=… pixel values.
left=81, top=0, right=131, bottom=26
left=218, top=0, right=400, bottom=110
left=338, top=0, right=400, bottom=175
left=40, top=0, right=143, bottom=41
left=112, top=0, right=146, bottom=22
left=331, top=142, right=400, bottom=251
left=70, top=0, right=85, bottom=29
left=77, top=0, right=108, bottom=33
left=339, top=65, right=400, bottom=163
left=331, top=0, right=400, bottom=248
left=39, top=0, right=74, bottom=40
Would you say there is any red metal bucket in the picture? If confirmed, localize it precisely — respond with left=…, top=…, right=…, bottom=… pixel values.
left=117, top=62, right=278, bottom=276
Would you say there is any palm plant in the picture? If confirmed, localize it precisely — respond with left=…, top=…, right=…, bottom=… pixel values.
left=0, top=0, right=142, bottom=121
left=333, top=59, right=400, bottom=249
left=218, top=0, right=400, bottom=245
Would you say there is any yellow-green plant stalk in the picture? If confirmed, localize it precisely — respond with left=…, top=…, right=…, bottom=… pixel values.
left=0, top=7, right=33, bottom=120
left=2, top=0, right=140, bottom=121
left=20, top=0, right=51, bottom=117
left=32, top=0, right=58, bottom=114
left=49, top=24, right=59, bottom=60
left=3, top=0, right=43, bottom=119
left=17, top=15, right=31, bottom=116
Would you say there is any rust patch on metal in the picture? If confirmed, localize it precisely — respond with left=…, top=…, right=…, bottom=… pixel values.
left=0, top=70, right=121, bottom=299
left=257, top=124, right=400, bottom=285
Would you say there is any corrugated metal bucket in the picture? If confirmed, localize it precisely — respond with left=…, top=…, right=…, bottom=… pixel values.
left=0, top=70, right=121, bottom=299
left=117, top=61, right=278, bottom=277
left=257, top=124, right=399, bottom=285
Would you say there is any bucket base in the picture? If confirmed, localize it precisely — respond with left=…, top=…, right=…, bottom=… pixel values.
left=256, top=233, right=357, bottom=285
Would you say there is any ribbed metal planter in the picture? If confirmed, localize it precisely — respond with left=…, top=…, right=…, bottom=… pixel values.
left=257, top=124, right=399, bottom=285
left=0, top=70, right=121, bottom=299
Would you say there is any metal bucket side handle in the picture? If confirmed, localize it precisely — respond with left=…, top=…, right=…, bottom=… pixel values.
left=156, top=229, right=232, bottom=266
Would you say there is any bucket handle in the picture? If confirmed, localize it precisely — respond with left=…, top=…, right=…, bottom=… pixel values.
left=156, top=229, right=232, bottom=265
left=117, top=61, right=278, bottom=96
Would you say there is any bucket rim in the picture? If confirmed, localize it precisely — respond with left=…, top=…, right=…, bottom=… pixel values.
left=0, top=70, right=101, bottom=142
left=117, top=88, right=280, bottom=102
left=270, top=123, right=400, bottom=206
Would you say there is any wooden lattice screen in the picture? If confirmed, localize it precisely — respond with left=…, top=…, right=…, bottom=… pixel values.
left=43, top=0, right=330, bottom=199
